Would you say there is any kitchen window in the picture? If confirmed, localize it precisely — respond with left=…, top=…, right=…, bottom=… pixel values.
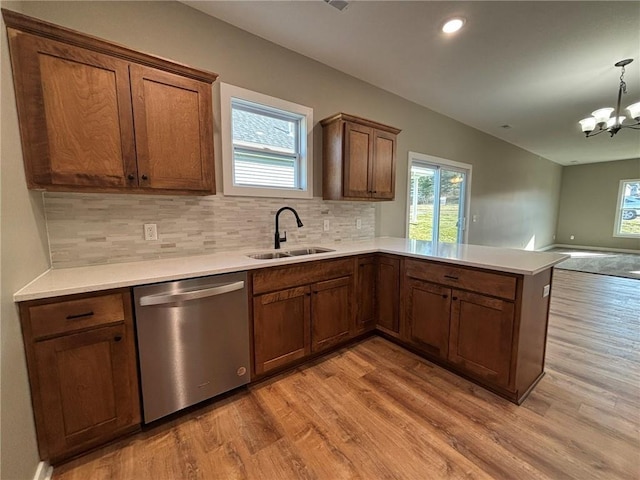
left=614, top=178, right=640, bottom=238
left=220, top=83, right=313, bottom=198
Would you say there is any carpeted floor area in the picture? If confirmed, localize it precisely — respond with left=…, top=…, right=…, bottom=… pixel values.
left=549, top=247, right=640, bottom=280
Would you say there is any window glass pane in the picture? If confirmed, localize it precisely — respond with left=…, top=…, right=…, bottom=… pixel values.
left=233, top=149, right=296, bottom=188
left=232, top=105, right=297, bottom=153
left=408, top=165, right=436, bottom=241
left=438, top=170, right=465, bottom=243
left=619, top=180, right=640, bottom=236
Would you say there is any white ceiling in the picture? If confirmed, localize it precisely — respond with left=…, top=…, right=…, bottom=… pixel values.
left=184, top=1, right=640, bottom=166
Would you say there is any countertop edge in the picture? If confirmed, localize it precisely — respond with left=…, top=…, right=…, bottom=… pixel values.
left=14, top=240, right=569, bottom=302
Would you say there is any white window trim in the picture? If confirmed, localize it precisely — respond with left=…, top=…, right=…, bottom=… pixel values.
left=405, top=151, right=473, bottom=243
left=220, top=83, right=313, bottom=199
left=613, top=178, right=640, bottom=238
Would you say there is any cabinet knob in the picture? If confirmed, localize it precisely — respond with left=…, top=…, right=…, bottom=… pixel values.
left=141, top=174, right=148, bottom=181
left=452, top=296, right=458, bottom=301
left=114, top=335, right=122, bottom=342
left=442, top=294, right=448, bottom=299
left=127, top=174, right=135, bottom=180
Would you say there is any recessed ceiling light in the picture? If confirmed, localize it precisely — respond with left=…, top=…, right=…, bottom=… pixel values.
left=442, top=17, right=465, bottom=34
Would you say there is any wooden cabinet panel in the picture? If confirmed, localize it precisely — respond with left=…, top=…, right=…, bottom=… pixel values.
left=33, top=324, right=138, bottom=460
left=4, top=10, right=218, bottom=195
left=7, top=30, right=136, bottom=189
left=130, top=65, right=214, bottom=192
left=371, top=130, right=396, bottom=199
left=252, top=258, right=354, bottom=295
left=405, top=278, right=451, bottom=358
left=449, top=290, right=515, bottom=387
left=343, top=122, right=373, bottom=197
left=405, top=258, right=517, bottom=300
left=28, top=292, right=126, bottom=340
left=321, top=113, right=400, bottom=201
left=19, top=288, right=140, bottom=463
left=356, top=256, right=376, bottom=333
left=311, top=276, right=352, bottom=352
left=253, top=286, right=311, bottom=375
left=376, top=255, right=400, bottom=333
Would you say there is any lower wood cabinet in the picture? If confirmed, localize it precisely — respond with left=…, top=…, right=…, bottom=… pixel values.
left=449, top=290, right=514, bottom=388
left=405, top=277, right=450, bottom=359
left=355, top=255, right=376, bottom=333
left=311, top=276, right=352, bottom=352
left=376, top=255, right=400, bottom=334
left=251, top=258, right=356, bottom=375
left=253, top=286, right=311, bottom=375
left=19, top=289, right=140, bottom=463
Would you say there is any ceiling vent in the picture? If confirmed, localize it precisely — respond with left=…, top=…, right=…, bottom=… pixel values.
left=324, top=0, right=350, bottom=12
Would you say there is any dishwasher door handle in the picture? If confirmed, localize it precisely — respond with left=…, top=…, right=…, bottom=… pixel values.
left=139, top=281, right=245, bottom=306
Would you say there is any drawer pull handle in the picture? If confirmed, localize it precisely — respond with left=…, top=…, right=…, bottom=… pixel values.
left=66, top=311, right=94, bottom=320
left=444, top=275, right=459, bottom=280
left=114, top=336, right=122, bottom=342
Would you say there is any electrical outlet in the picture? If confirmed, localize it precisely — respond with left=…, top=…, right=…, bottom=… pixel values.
left=472, top=214, right=478, bottom=223
left=323, top=219, right=330, bottom=231
left=144, top=223, right=158, bottom=241
left=356, top=218, right=362, bottom=230
left=543, top=285, right=550, bottom=297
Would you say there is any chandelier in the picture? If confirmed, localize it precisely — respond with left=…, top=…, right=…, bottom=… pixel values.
left=578, top=59, right=640, bottom=137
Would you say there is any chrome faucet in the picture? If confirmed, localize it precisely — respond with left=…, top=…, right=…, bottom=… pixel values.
left=275, top=206, right=304, bottom=249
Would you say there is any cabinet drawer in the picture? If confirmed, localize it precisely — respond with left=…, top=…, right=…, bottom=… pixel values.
left=252, top=258, right=354, bottom=295
left=405, top=259, right=517, bottom=300
left=27, top=292, right=128, bottom=339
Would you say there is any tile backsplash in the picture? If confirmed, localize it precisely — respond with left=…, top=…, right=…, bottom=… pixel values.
left=44, top=193, right=375, bottom=268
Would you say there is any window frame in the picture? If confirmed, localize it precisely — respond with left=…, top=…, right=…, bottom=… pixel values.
left=613, top=178, right=640, bottom=238
left=220, top=83, right=313, bottom=198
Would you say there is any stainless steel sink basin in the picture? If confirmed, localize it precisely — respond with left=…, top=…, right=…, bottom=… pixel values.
left=247, top=252, right=292, bottom=259
left=247, top=247, right=335, bottom=260
left=286, top=247, right=335, bottom=256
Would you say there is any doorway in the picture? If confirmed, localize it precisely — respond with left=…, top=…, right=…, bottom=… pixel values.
left=406, top=152, right=472, bottom=243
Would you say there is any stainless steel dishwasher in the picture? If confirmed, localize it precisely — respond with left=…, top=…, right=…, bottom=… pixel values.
left=133, top=271, right=250, bottom=423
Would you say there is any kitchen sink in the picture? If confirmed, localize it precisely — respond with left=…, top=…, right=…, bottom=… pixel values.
left=247, top=252, right=292, bottom=259
left=286, top=247, right=335, bottom=256
left=247, top=247, right=335, bottom=260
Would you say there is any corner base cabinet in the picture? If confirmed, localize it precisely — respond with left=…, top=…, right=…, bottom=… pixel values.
left=402, top=258, right=552, bottom=403
left=19, top=289, right=140, bottom=463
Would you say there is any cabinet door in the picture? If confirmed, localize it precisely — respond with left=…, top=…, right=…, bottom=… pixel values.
left=130, top=64, right=214, bottom=192
left=343, top=121, right=373, bottom=198
left=8, top=31, right=137, bottom=188
left=377, top=255, right=400, bottom=333
left=370, top=129, right=396, bottom=199
left=449, top=290, right=515, bottom=388
left=311, top=276, right=353, bottom=352
left=33, top=324, right=139, bottom=461
left=356, top=256, right=376, bottom=333
left=405, top=278, right=451, bottom=358
left=253, top=286, right=311, bottom=375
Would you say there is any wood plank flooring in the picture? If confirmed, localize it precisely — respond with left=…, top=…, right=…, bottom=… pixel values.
left=53, top=269, right=640, bottom=479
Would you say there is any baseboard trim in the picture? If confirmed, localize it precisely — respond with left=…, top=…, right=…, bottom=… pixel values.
left=552, top=243, right=640, bottom=254
left=33, top=461, right=52, bottom=480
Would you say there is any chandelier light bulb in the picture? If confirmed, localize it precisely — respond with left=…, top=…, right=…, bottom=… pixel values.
left=606, top=116, right=626, bottom=129
left=627, top=101, right=640, bottom=121
left=442, top=18, right=465, bottom=34
left=591, top=108, right=614, bottom=125
left=579, top=117, right=597, bottom=133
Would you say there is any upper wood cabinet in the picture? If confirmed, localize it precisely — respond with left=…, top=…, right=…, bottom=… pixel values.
left=321, top=113, right=401, bottom=201
left=3, top=9, right=217, bottom=195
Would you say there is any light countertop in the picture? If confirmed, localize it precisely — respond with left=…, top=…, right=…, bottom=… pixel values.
left=14, top=237, right=568, bottom=302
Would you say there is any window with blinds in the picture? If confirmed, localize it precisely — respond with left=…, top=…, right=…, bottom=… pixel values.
left=221, top=84, right=313, bottom=198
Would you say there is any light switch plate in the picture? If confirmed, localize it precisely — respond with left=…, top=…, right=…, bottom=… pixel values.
left=543, top=284, right=550, bottom=297
left=323, top=219, right=330, bottom=231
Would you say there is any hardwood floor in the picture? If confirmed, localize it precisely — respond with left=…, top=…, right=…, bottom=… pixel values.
left=52, top=269, right=640, bottom=479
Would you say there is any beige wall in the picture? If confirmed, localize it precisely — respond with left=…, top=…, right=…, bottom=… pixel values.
left=1, top=2, right=51, bottom=479
left=0, top=1, right=564, bottom=477
left=556, top=158, right=640, bottom=250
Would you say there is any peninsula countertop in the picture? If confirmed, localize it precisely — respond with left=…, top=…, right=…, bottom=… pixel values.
left=14, top=237, right=568, bottom=302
